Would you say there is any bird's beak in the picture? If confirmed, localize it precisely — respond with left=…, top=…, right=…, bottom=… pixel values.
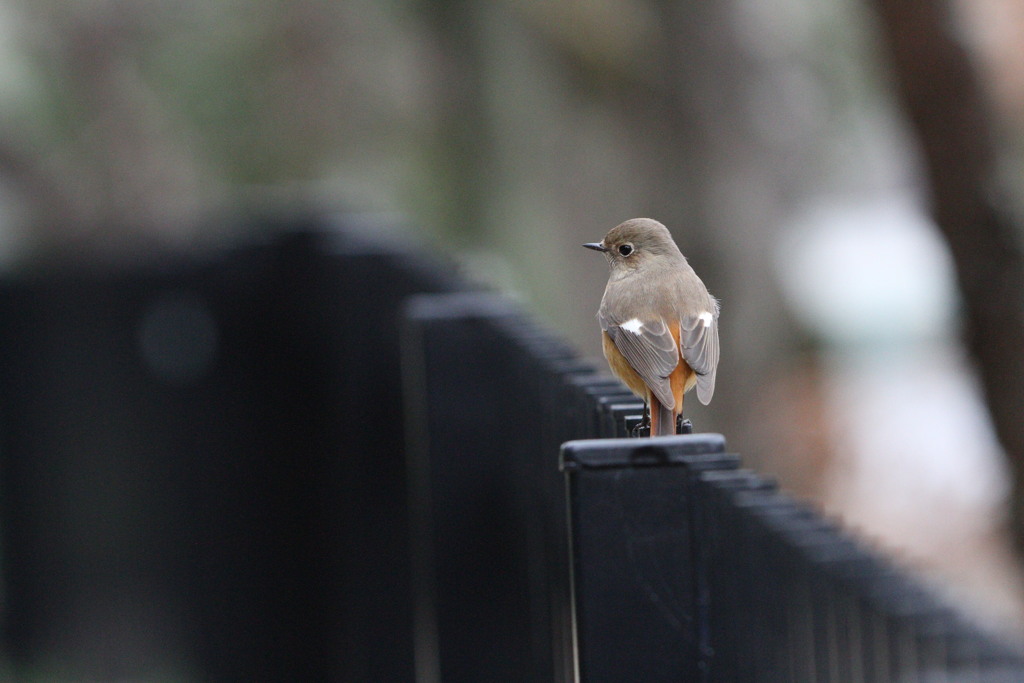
left=582, top=242, right=607, bottom=252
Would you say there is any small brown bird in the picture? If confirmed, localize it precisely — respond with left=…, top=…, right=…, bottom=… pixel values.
left=584, top=218, right=719, bottom=436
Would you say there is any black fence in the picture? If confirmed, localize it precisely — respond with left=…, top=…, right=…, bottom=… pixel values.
left=0, top=216, right=1019, bottom=681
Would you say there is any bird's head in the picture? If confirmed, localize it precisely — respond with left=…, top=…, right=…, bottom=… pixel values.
left=583, top=218, right=681, bottom=272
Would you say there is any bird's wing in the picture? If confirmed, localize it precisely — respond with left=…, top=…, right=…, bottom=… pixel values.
left=599, top=308, right=679, bottom=409
left=678, top=301, right=719, bottom=405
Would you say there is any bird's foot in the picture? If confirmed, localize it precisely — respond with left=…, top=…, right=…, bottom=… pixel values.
left=631, top=406, right=651, bottom=437
left=676, top=417, right=693, bottom=434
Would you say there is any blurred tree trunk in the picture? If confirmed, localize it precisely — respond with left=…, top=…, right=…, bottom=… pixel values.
left=871, top=0, right=1024, bottom=549
left=416, top=0, right=494, bottom=243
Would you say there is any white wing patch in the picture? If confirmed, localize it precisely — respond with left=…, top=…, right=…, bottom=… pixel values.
left=698, top=311, right=713, bottom=328
left=621, top=318, right=644, bottom=334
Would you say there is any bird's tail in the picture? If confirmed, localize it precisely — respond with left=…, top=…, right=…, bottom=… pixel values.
left=649, top=395, right=676, bottom=436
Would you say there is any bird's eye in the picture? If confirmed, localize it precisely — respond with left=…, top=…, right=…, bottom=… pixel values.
left=618, top=244, right=633, bottom=256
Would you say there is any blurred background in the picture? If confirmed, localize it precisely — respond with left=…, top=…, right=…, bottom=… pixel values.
left=1, top=0, right=1024, bottom=678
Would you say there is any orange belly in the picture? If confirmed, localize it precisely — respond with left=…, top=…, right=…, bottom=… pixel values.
left=602, top=331, right=650, bottom=400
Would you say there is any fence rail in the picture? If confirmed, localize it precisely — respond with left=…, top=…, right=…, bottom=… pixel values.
left=0, top=218, right=1018, bottom=681
left=560, top=437, right=1024, bottom=681
left=400, top=272, right=1024, bottom=682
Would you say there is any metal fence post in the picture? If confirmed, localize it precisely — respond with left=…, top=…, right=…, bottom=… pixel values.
left=559, top=435, right=738, bottom=682
left=403, top=292, right=571, bottom=682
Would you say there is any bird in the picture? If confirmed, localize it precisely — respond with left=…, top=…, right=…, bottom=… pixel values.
left=584, top=218, right=719, bottom=436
